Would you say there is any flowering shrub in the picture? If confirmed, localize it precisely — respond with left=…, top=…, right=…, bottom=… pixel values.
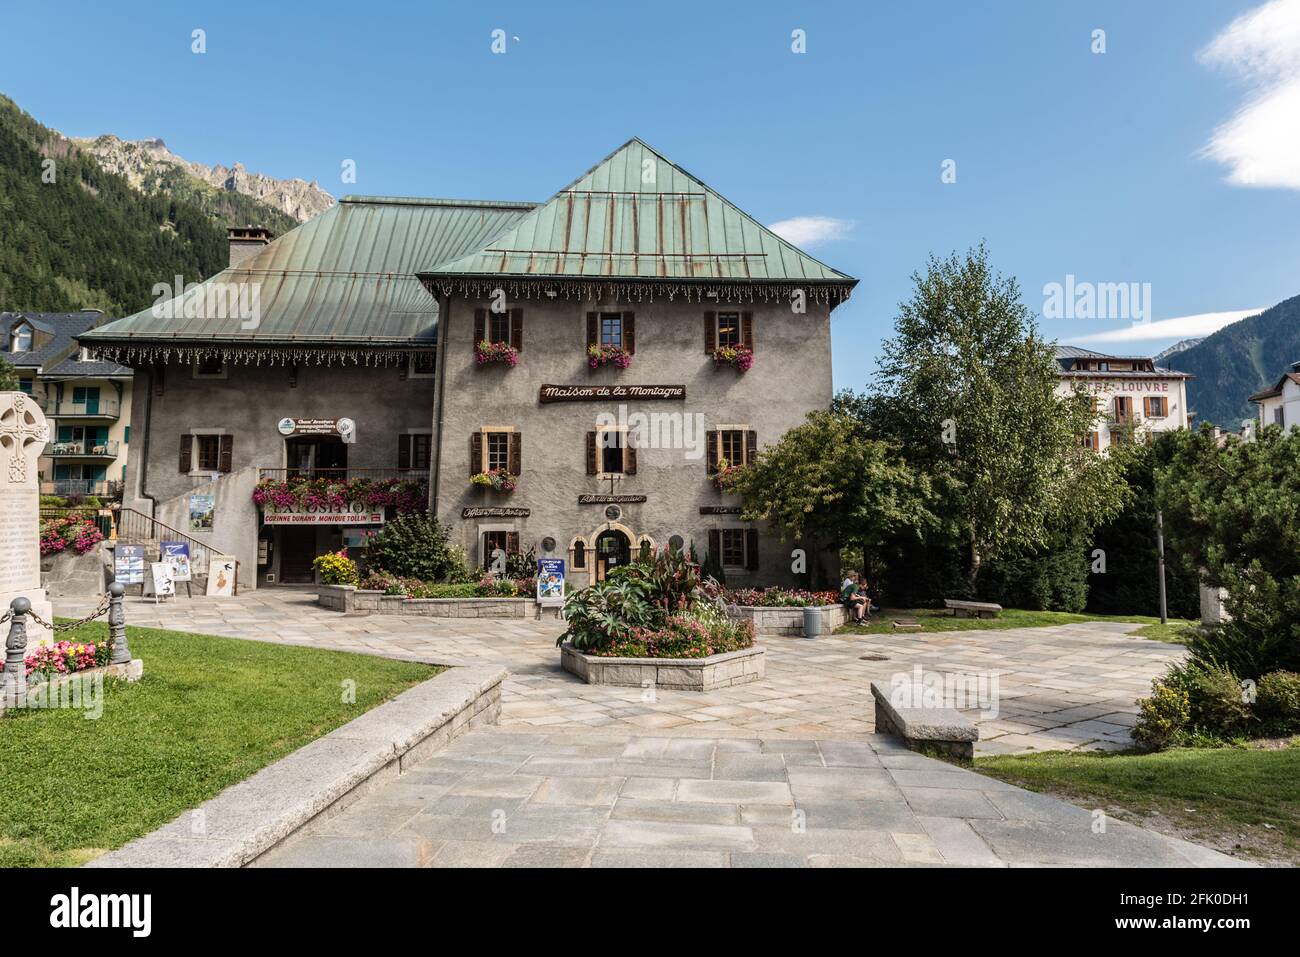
left=587, top=344, right=632, bottom=369
left=39, top=517, right=104, bottom=556
left=723, top=586, right=840, bottom=607
left=592, top=613, right=755, bottom=659
left=712, top=345, right=753, bottom=372
left=252, top=476, right=427, bottom=513
left=475, top=340, right=519, bottom=366
left=312, top=549, right=359, bottom=585
left=470, top=469, right=517, bottom=493
left=358, top=571, right=534, bottom=599
left=25, top=639, right=113, bottom=681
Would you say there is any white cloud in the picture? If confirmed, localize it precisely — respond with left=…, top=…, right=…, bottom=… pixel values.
left=1072, top=308, right=1265, bottom=344
left=1198, top=0, right=1300, bottom=190
left=767, top=216, right=854, bottom=247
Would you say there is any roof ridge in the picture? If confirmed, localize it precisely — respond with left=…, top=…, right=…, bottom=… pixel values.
left=340, top=195, right=537, bottom=209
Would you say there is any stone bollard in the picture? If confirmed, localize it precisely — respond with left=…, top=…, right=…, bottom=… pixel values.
left=107, top=582, right=131, bottom=665
left=4, top=597, right=31, bottom=705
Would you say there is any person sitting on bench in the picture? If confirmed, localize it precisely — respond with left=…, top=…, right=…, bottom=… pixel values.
left=840, top=571, right=869, bottom=624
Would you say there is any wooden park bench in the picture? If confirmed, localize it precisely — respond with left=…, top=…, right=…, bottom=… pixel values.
left=943, top=598, right=1002, bottom=620
left=870, top=681, right=979, bottom=763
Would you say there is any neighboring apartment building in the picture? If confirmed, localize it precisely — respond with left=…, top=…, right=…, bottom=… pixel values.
left=1248, top=361, right=1300, bottom=432
left=1, top=310, right=133, bottom=499
left=80, top=139, right=856, bottom=589
left=1055, top=346, right=1192, bottom=451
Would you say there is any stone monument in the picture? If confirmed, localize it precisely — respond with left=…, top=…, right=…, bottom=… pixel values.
left=0, top=392, right=53, bottom=652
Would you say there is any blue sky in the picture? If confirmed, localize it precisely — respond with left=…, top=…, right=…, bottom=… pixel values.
left=3, top=0, right=1298, bottom=390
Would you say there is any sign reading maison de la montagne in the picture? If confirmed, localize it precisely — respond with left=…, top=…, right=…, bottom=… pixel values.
left=538, top=384, right=686, bottom=403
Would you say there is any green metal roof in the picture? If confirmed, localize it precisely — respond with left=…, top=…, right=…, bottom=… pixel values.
left=82, top=196, right=534, bottom=354
left=420, top=138, right=856, bottom=296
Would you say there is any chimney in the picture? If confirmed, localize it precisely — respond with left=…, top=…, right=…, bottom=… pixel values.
left=227, top=225, right=274, bottom=268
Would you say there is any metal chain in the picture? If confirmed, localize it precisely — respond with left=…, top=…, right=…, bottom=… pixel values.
left=24, top=594, right=111, bottom=634
left=0, top=610, right=10, bottom=626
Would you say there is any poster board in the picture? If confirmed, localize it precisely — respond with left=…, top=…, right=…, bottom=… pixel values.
left=189, top=493, right=215, bottom=533
left=114, top=543, right=145, bottom=585
left=160, top=541, right=192, bottom=582
left=206, top=554, right=238, bottom=597
left=536, top=558, right=566, bottom=607
left=149, top=562, right=175, bottom=602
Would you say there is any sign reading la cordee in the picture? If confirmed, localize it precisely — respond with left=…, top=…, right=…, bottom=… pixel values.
left=538, top=384, right=685, bottom=403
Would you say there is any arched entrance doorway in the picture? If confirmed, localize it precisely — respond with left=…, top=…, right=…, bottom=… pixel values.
left=595, top=529, right=631, bottom=581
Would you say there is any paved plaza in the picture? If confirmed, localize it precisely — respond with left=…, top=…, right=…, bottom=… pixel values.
left=61, top=588, right=1241, bottom=868
left=68, top=588, right=1185, bottom=755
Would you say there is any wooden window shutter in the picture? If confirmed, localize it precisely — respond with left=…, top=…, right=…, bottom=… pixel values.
left=474, top=308, right=486, bottom=347
left=218, top=434, right=234, bottom=474
left=587, top=312, right=599, bottom=348
left=397, top=435, right=410, bottom=470
left=506, top=531, right=520, bottom=555
left=745, top=430, right=757, bottom=466
left=586, top=431, right=598, bottom=475
left=624, top=436, right=637, bottom=475
left=509, top=432, right=522, bottom=475
left=705, top=430, right=719, bottom=473
left=741, top=311, right=754, bottom=349
left=704, top=311, right=716, bottom=353
left=178, top=434, right=192, bottom=473
left=510, top=309, right=523, bottom=352
left=708, top=529, right=722, bottom=564
left=470, top=431, right=483, bottom=475
left=745, top=529, right=760, bottom=571
left=623, top=312, right=636, bottom=354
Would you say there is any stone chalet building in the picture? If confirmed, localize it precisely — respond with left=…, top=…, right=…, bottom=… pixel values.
left=1054, top=346, right=1192, bottom=452
left=80, top=139, right=857, bottom=589
left=1249, top=360, right=1300, bottom=432
left=2, top=310, right=133, bottom=499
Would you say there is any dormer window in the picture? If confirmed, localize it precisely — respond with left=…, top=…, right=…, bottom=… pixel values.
left=9, top=323, right=33, bottom=353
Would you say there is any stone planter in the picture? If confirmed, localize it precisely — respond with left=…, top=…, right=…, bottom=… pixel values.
left=318, top=584, right=536, bottom=618
left=726, top=603, right=845, bottom=636
left=560, top=642, right=764, bottom=691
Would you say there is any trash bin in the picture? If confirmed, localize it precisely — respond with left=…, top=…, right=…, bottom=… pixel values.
left=803, top=606, right=822, bottom=639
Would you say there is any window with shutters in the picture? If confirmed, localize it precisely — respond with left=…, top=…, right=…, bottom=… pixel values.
left=720, top=529, right=746, bottom=567
left=195, top=435, right=222, bottom=471
left=1143, top=396, right=1167, bottom=418
left=1275, top=406, right=1286, bottom=427
left=717, top=313, right=741, bottom=349
left=398, top=433, right=431, bottom=470
left=1080, top=431, right=1100, bottom=451
left=474, top=308, right=523, bottom=353
left=599, top=313, right=623, bottom=348
left=1112, top=396, right=1133, bottom=423
left=486, top=432, right=510, bottom=472
left=591, top=427, right=636, bottom=477
left=705, top=311, right=753, bottom=354
left=708, top=426, right=756, bottom=475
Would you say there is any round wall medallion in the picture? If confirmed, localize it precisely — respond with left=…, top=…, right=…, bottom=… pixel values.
left=604, top=505, right=622, bottom=521
left=541, top=536, right=557, bottom=554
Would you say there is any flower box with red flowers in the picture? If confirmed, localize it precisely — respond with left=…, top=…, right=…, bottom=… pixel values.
left=475, top=340, right=519, bottom=366
left=712, top=345, right=753, bottom=372
left=587, top=344, right=632, bottom=370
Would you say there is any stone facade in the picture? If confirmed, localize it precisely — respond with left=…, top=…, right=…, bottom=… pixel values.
left=431, top=294, right=834, bottom=588
left=317, top=584, right=536, bottom=618
left=727, top=603, right=846, bottom=636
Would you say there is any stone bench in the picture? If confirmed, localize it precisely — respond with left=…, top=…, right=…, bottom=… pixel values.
left=870, top=681, right=978, bottom=763
left=943, top=598, right=1003, bottom=619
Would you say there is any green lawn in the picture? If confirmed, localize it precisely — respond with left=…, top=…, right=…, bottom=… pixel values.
left=836, top=607, right=1195, bottom=641
left=0, top=623, right=438, bottom=867
left=978, top=742, right=1300, bottom=864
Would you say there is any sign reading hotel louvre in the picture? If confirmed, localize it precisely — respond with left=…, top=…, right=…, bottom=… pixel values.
left=263, top=501, right=384, bottom=525
left=538, top=384, right=685, bottom=403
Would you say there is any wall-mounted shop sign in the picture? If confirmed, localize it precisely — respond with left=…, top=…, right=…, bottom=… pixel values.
left=578, top=494, right=647, bottom=505
left=277, top=417, right=357, bottom=443
left=699, top=506, right=744, bottom=515
left=263, top=502, right=384, bottom=525
left=462, top=506, right=531, bottom=518
left=538, top=384, right=685, bottom=403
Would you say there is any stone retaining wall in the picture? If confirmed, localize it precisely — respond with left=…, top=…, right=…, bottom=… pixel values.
left=726, top=603, right=846, bottom=636
left=318, top=584, right=536, bottom=618
left=1, top=658, right=143, bottom=715
left=561, top=643, right=765, bottom=691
